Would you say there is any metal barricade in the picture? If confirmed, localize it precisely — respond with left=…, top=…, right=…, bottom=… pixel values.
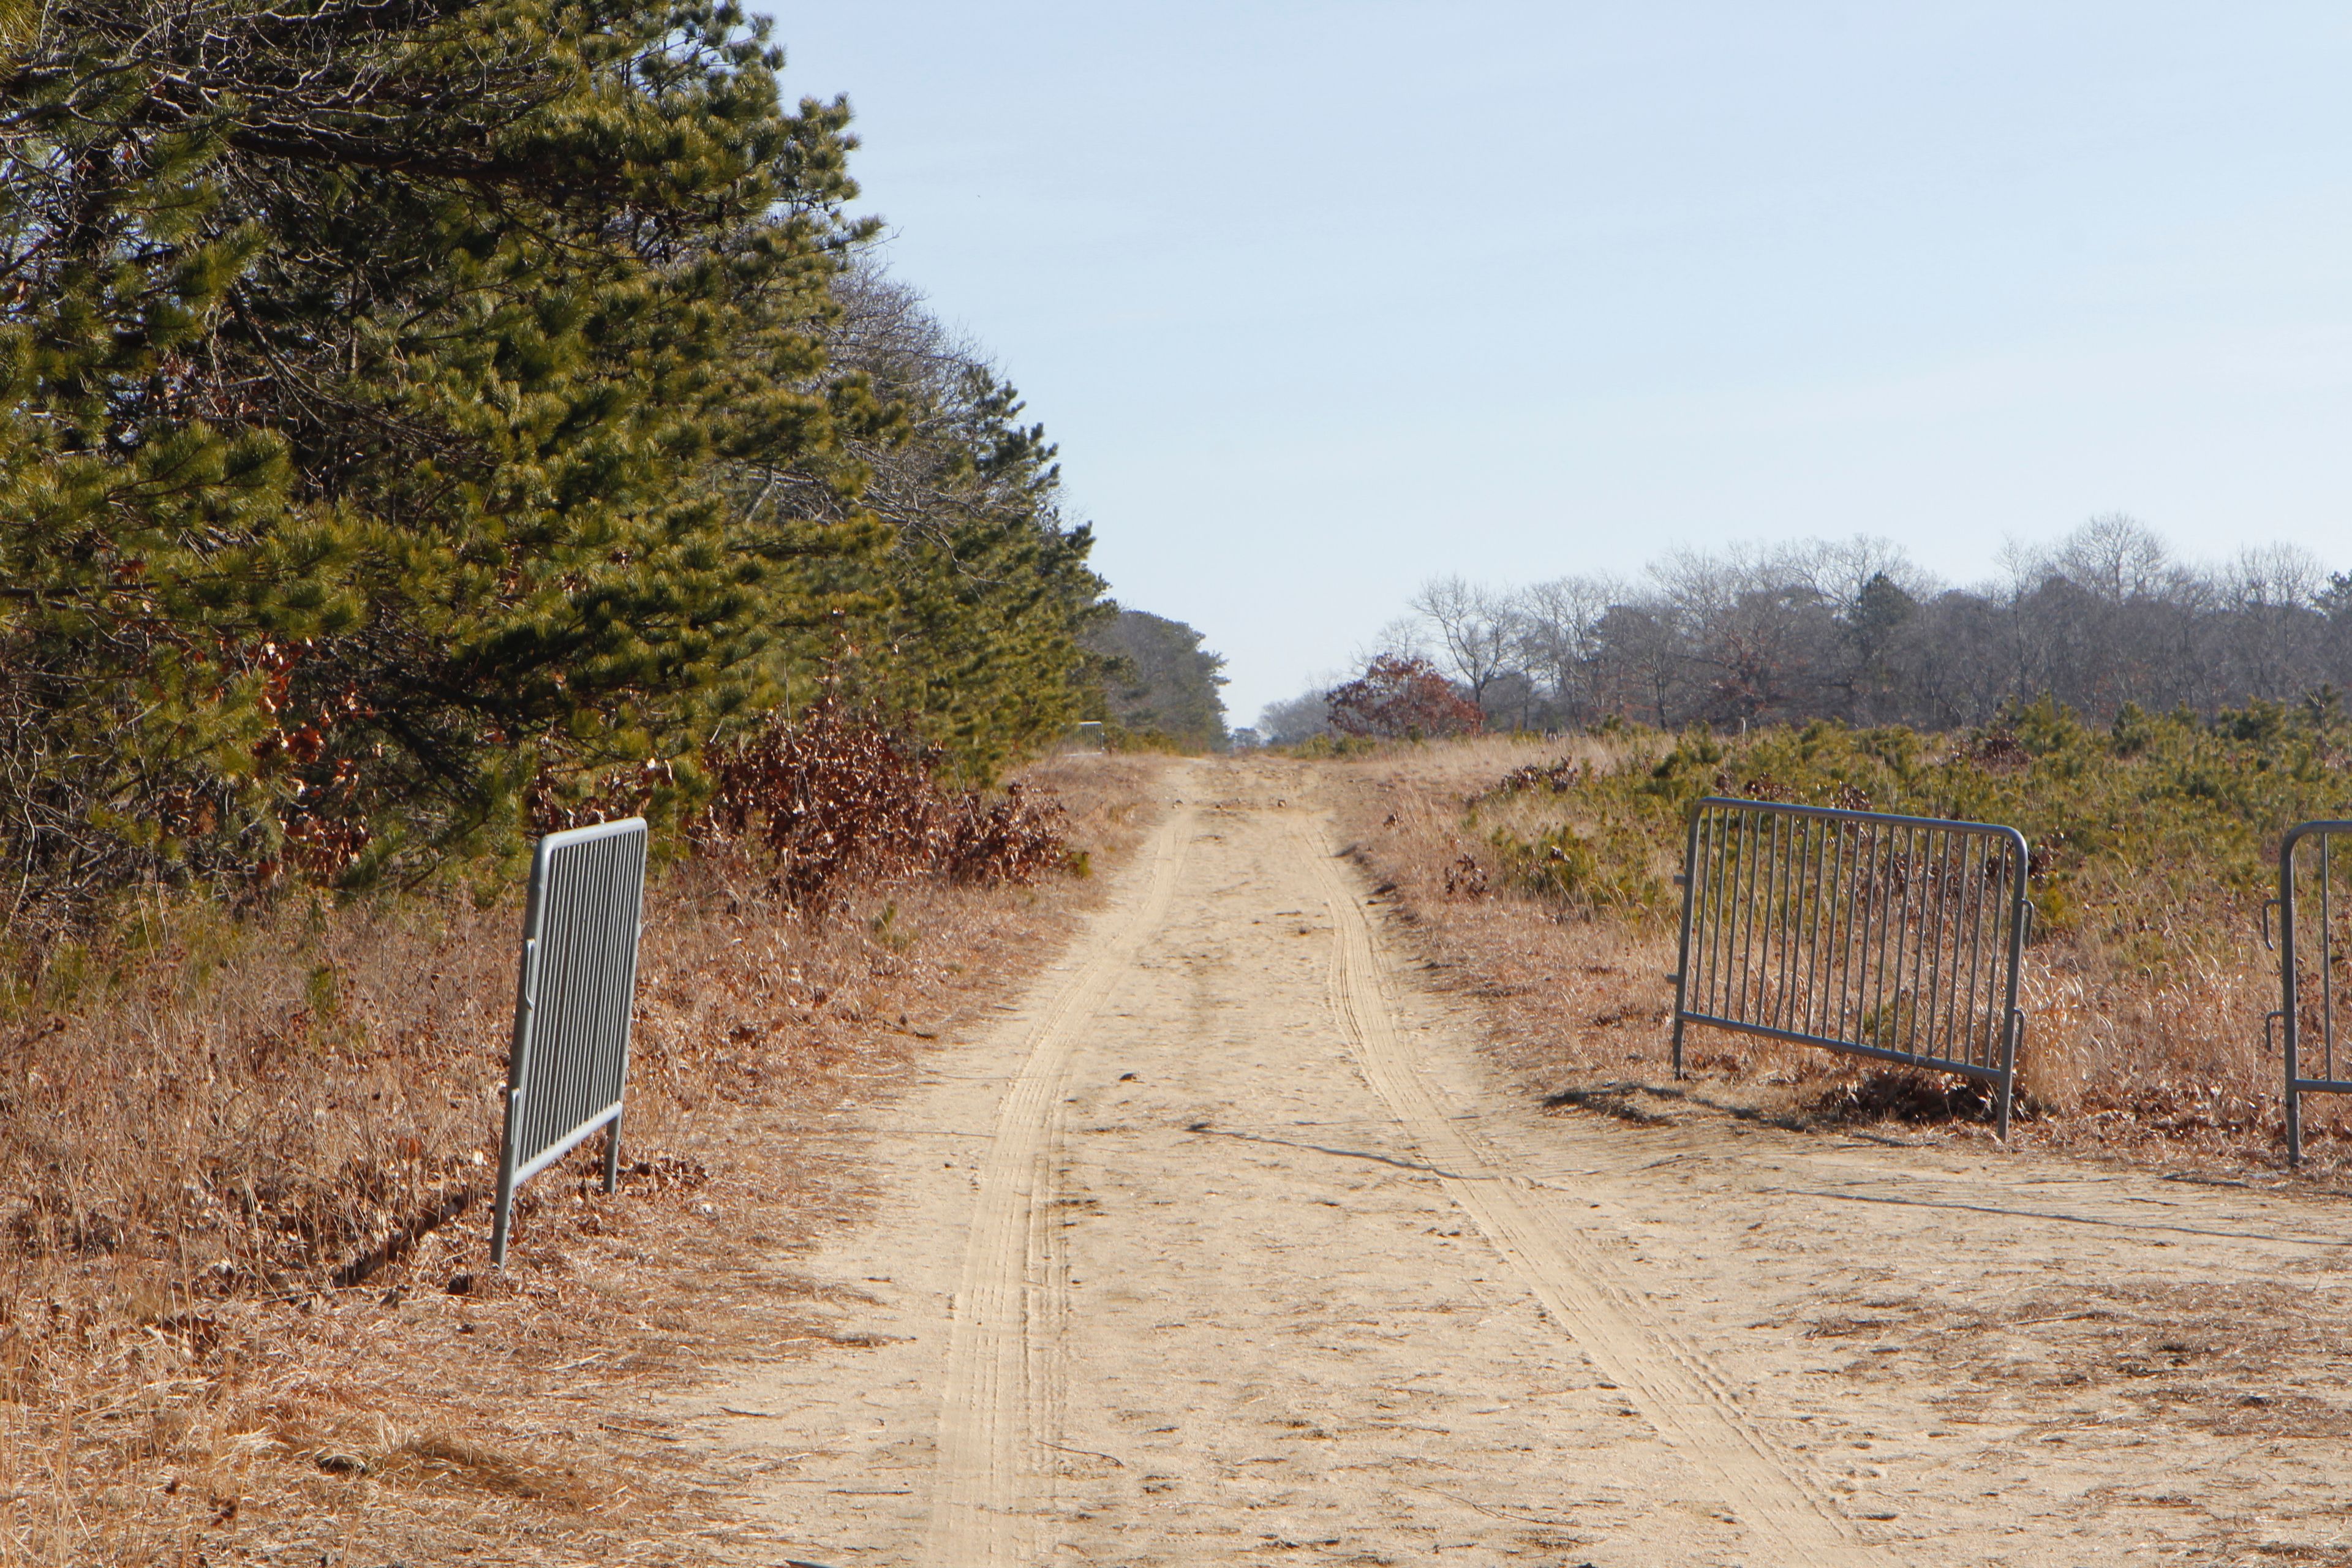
left=2264, top=821, right=2352, bottom=1166
left=1668, top=796, right=2034, bottom=1137
left=490, top=817, right=649, bottom=1266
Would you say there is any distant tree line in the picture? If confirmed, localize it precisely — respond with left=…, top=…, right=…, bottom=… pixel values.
left=0, top=0, right=1113, bottom=917
left=1081, top=609, right=1229, bottom=751
left=1261, top=516, right=2352, bottom=741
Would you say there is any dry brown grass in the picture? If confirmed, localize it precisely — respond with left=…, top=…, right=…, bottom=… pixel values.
left=1317, top=738, right=2352, bottom=1179
left=0, top=753, right=1161, bottom=1566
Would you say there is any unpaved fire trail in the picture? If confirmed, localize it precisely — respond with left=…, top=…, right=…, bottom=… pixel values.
left=709, top=761, right=2352, bottom=1567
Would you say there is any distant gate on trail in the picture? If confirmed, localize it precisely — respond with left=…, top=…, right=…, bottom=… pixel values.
left=491, top=817, right=649, bottom=1267
left=2264, top=821, right=2352, bottom=1165
left=1668, top=796, right=2034, bottom=1138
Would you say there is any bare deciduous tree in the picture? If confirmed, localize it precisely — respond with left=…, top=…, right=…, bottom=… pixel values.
left=1409, top=576, right=1525, bottom=711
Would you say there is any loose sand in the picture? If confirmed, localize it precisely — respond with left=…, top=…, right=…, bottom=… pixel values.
left=694, top=759, right=2352, bottom=1566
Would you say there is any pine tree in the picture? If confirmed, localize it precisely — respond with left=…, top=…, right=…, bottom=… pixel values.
left=1084, top=609, right=1231, bottom=751
left=754, top=262, right=1107, bottom=782
left=0, top=0, right=875, bottom=895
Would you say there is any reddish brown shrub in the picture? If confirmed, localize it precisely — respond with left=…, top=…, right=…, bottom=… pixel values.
left=704, top=696, right=1071, bottom=908
left=1327, top=654, right=1484, bottom=740
left=944, top=783, right=1069, bottom=884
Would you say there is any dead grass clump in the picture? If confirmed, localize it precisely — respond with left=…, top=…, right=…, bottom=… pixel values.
left=0, top=752, right=1161, bottom=1564
left=944, top=782, right=1071, bottom=884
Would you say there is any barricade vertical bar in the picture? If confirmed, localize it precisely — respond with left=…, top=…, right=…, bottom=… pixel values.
left=1896, top=826, right=1922, bottom=1049
left=1696, top=807, right=1722, bottom=1022
left=1996, top=835, right=2027, bottom=1140
left=1735, top=808, right=1759, bottom=1016
left=1896, top=826, right=1924, bottom=1055
left=1733, top=811, right=1760, bottom=1022
left=1670, top=806, right=1702, bottom=1081
left=2283, top=827, right=2306, bottom=1166
left=1813, top=818, right=1834, bottom=1038
left=1833, top=819, right=1861, bottom=1042
left=1741, top=810, right=1768, bottom=1019
left=1925, top=828, right=1956, bottom=1058
left=1799, top=816, right=1825, bottom=1035
left=1762, top=813, right=1785, bottom=1027
left=1779, top=815, right=1798, bottom=1030
left=1708, top=806, right=1732, bottom=1019
left=1872, top=824, right=1887, bottom=1038
left=1779, top=816, right=1800, bottom=1030
left=1801, top=813, right=1827, bottom=1028
left=1771, top=811, right=1790, bottom=1017
left=1848, top=821, right=1876, bottom=1045
left=1845, top=819, right=1869, bottom=1039
left=1943, top=836, right=1966, bottom=1059
left=1959, top=840, right=1988, bottom=1066
left=1865, top=822, right=1894, bottom=1052
left=1762, top=810, right=1781, bottom=1016
left=1896, top=826, right=1922, bottom=1057
left=2324, top=834, right=2337, bottom=1085
left=1938, top=827, right=1956, bottom=1062
left=1909, top=829, right=1934, bottom=1057
left=1905, top=827, right=1928, bottom=1049
left=489, top=927, right=541, bottom=1269
left=1919, top=827, right=1940, bottom=1054
left=1983, top=841, right=2005, bottom=1066
left=608, top=864, right=646, bottom=1194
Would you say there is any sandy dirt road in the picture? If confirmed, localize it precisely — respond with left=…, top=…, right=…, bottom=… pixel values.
left=703, top=762, right=2352, bottom=1566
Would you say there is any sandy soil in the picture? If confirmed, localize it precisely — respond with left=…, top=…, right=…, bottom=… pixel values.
left=692, top=758, right=2352, bottom=1567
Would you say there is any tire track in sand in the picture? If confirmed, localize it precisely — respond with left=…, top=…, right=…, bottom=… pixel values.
left=919, top=799, right=1192, bottom=1567
left=1299, top=823, right=1906, bottom=1568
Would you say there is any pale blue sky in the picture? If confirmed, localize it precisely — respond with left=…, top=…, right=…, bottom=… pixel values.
left=770, top=3, right=2352, bottom=722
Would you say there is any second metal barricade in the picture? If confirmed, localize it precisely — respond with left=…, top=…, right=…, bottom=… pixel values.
left=1669, top=796, right=2034, bottom=1137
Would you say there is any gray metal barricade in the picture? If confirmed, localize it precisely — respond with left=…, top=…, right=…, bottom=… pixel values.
left=2264, top=820, right=2352, bottom=1165
left=1669, top=796, right=2034, bottom=1137
left=490, top=816, right=649, bottom=1267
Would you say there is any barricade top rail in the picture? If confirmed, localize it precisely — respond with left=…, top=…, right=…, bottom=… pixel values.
left=535, top=816, right=653, bottom=849
left=2282, top=820, right=2352, bottom=851
left=1684, top=793, right=2030, bottom=845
